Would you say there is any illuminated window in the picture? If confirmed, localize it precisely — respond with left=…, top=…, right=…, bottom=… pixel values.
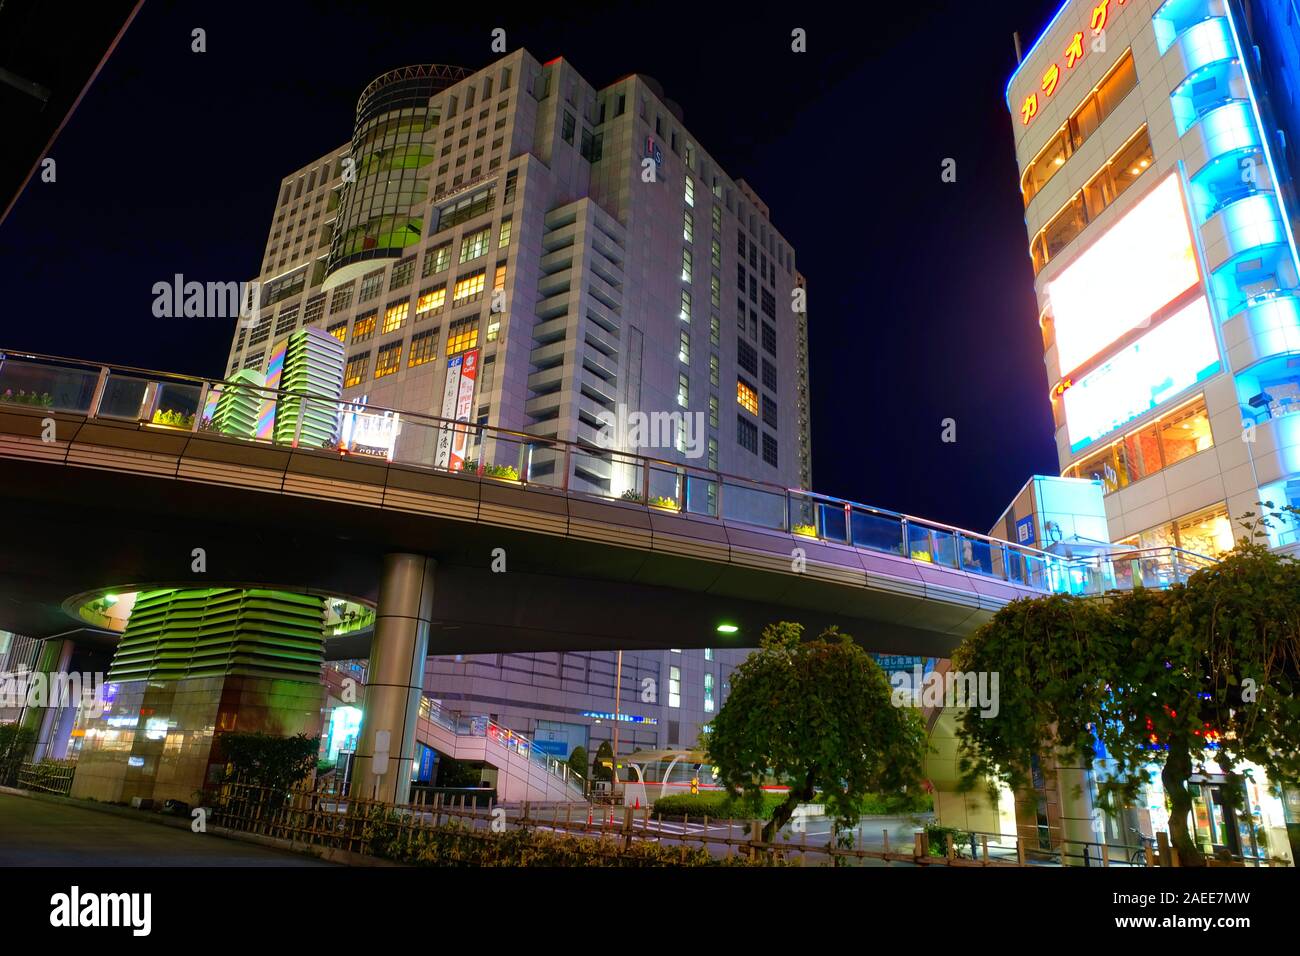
left=710, top=314, right=720, bottom=346
left=680, top=289, right=691, bottom=321
left=1021, top=50, right=1137, bottom=207
left=446, top=320, right=479, bottom=355
left=737, top=378, right=758, bottom=415
left=711, top=205, right=721, bottom=232
left=709, top=394, right=719, bottom=428
left=1031, top=125, right=1151, bottom=275
left=453, top=270, right=486, bottom=304
left=351, top=311, right=376, bottom=343
left=711, top=274, right=720, bottom=307
left=409, top=328, right=438, bottom=367
left=423, top=242, right=451, bottom=277
left=682, top=248, right=692, bottom=282
left=344, top=352, right=369, bottom=388
left=416, top=284, right=446, bottom=318
left=684, top=210, right=694, bottom=243
left=375, top=342, right=401, bottom=378
left=493, top=263, right=507, bottom=296
left=684, top=177, right=694, bottom=207
left=678, top=372, right=690, bottom=408
left=709, top=354, right=719, bottom=387
left=1065, top=395, right=1212, bottom=493
left=459, top=226, right=491, bottom=263
left=326, top=321, right=347, bottom=343
left=1126, top=503, right=1232, bottom=557
left=679, top=330, right=690, bottom=364
left=704, top=647, right=713, bottom=661
left=707, top=437, right=718, bottom=469
left=498, top=217, right=512, bottom=248
left=704, top=672, right=714, bottom=713
left=711, top=238, right=721, bottom=268
left=383, top=300, right=409, bottom=334
left=669, top=666, right=681, bottom=708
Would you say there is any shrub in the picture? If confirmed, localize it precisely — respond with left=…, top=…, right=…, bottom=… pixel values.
left=482, top=463, right=520, bottom=481
left=0, top=725, right=36, bottom=786
left=652, top=791, right=780, bottom=820
left=216, top=731, right=320, bottom=793
left=363, top=812, right=788, bottom=866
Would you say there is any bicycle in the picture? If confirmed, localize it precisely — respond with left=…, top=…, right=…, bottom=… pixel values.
left=1128, top=827, right=1157, bottom=866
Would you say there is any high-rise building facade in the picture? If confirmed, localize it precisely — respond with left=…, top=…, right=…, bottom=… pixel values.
left=1007, top=0, right=1300, bottom=556
left=223, top=50, right=811, bottom=765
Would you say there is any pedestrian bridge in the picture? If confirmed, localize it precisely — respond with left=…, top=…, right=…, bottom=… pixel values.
left=0, top=350, right=1214, bottom=658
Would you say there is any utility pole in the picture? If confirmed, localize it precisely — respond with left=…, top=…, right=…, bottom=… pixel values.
left=611, top=649, right=623, bottom=799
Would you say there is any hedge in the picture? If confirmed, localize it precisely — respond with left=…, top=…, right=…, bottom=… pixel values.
left=652, top=790, right=932, bottom=820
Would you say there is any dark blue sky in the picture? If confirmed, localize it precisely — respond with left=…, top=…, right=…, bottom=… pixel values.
left=0, top=0, right=1061, bottom=532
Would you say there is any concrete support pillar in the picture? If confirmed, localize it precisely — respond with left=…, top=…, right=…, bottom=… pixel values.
left=352, top=553, right=435, bottom=805
left=1055, top=757, right=1097, bottom=867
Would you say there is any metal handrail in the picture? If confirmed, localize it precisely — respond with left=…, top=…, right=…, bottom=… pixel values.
left=0, top=348, right=1223, bottom=594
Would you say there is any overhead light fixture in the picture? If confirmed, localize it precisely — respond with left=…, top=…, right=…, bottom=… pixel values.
left=716, top=623, right=739, bottom=634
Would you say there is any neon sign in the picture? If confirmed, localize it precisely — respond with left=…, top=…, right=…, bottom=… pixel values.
left=1020, top=0, right=1127, bottom=125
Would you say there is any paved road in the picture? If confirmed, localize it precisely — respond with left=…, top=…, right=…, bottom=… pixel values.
left=0, top=793, right=333, bottom=866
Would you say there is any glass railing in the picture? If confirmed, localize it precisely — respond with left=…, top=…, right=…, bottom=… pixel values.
left=0, top=348, right=1221, bottom=598
left=418, top=696, right=585, bottom=795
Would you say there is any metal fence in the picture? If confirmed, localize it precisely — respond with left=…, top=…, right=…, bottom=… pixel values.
left=16, top=760, right=76, bottom=795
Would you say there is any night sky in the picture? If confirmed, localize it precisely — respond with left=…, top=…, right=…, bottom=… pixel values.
left=0, top=0, right=1061, bottom=533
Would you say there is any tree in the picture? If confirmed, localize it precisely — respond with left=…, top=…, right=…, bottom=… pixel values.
left=591, top=740, right=614, bottom=783
left=567, top=745, right=588, bottom=781
left=705, top=622, right=927, bottom=843
left=953, top=531, right=1300, bottom=867
left=217, top=732, right=320, bottom=794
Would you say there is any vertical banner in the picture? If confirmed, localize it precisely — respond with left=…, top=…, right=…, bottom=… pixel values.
left=435, top=354, right=463, bottom=469
left=450, top=349, right=479, bottom=471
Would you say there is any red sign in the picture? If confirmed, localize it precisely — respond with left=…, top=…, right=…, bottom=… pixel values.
left=1019, top=0, right=1128, bottom=126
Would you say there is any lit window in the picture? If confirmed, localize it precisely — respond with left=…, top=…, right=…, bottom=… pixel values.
left=684, top=177, right=694, bottom=207
left=678, top=372, right=689, bottom=408
left=711, top=238, right=721, bottom=268
left=493, top=263, right=507, bottom=296
left=498, top=218, right=512, bottom=248
left=709, top=394, right=719, bottom=428
left=416, top=284, right=447, bottom=317
left=679, top=330, right=690, bottom=365
left=446, top=321, right=479, bottom=355
left=344, top=353, right=369, bottom=388
left=682, top=248, right=692, bottom=282
left=683, top=210, right=694, bottom=243
left=669, top=666, right=681, bottom=708
left=375, top=342, right=401, bottom=378
left=707, top=437, right=718, bottom=469
left=709, top=354, right=719, bottom=387
left=423, top=242, right=451, bottom=277
left=409, top=328, right=438, bottom=367
left=711, top=274, right=720, bottom=308
left=737, top=379, right=758, bottom=415
left=459, top=226, right=491, bottom=263
left=710, top=314, right=720, bottom=346
left=680, top=290, right=691, bottom=321
left=711, top=205, right=721, bottom=232
left=453, top=270, right=486, bottom=303
left=351, top=312, right=376, bottom=343
left=383, top=301, right=409, bottom=334
left=326, top=321, right=347, bottom=343
left=704, top=672, right=714, bottom=713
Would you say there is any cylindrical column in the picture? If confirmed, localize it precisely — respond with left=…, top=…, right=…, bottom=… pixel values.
left=352, top=553, right=435, bottom=805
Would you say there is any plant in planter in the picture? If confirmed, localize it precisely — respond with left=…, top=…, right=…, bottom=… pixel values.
left=910, top=549, right=933, bottom=562
left=619, top=489, right=647, bottom=503
left=791, top=523, right=817, bottom=537
left=482, top=463, right=520, bottom=481
left=649, top=495, right=679, bottom=511
left=151, top=408, right=195, bottom=428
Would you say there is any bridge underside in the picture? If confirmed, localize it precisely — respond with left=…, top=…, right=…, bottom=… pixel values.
left=0, top=410, right=1033, bottom=658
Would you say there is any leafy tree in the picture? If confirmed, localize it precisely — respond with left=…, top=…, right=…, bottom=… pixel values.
left=705, top=622, right=927, bottom=843
left=591, top=740, right=614, bottom=783
left=0, top=724, right=36, bottom=787
left=953, top=530, right=1300, bottom=867
left=567, top=745, right=588, bottom=780
left=217, top=732, right=320, bottom=794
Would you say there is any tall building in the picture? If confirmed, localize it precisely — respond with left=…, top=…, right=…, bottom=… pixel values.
left=223, top=50, right=812, bottom=765
left=1007, top=0, right=1300, bottom=557
left=1001, top=0, right=1300, bottom=862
